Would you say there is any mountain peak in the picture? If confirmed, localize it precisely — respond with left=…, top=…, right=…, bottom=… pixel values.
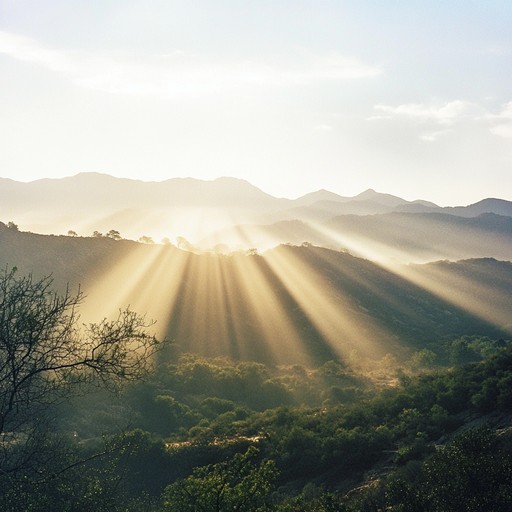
left=450, top=197, right=512, bottom=218
left=294, top=189, right=350, bottom=206
left=357, top=188, right=377, bottom=197
left=354, top=189, right=407, bottom=207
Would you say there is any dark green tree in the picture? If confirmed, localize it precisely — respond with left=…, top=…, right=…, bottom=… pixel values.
left=421, top=428, right=512, bottom=512
left=106, top=229, right=122, bottom=240
left=162, top=446, right=278, bottom=512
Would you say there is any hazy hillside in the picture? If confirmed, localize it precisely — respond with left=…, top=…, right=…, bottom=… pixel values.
left=0, top=224, right=509, bottom=365
left=0, top=173, right=292, bottom=241
left=1, top=173, right=510, bottom=254
left=446, top=198, right=512, bottom=218
left=325, top=212, right=512, bottom=262
left=201, top=211, right=512, bottom=262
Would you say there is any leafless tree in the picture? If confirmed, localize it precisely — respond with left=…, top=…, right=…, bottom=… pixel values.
left=0, top=267, right=160, bottom=480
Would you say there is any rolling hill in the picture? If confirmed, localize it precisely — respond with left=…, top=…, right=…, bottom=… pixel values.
left=1, top=173, right=510, bottom=257
left=200, top=211, right=512, bottom=262
left=0, top=223, right=509, bottom=366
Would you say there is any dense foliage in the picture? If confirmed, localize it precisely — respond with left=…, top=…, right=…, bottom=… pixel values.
left=2, top=336, right=510, bottom=510
left=1, top=268, right=512, bottom=510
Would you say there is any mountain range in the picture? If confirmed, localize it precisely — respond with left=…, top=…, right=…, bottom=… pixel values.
left=1, top=173, right=511, bottom=264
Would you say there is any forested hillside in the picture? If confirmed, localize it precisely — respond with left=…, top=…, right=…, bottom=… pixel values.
left=3, top=0, right=512, bottom=508
left=202, top=211, right=512, bottom=261
left=2, top=286, right=512, bottom=511
left=0, top=219, right=511, bottom=510
left=0, top=223, right=509, bottom=364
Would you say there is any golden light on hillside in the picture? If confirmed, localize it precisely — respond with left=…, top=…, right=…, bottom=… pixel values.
left=81, top=234, right=407, bottom=366
left=303, top=222, right=512, bottom=336
left=263, top=245, right=397, bottom=360
left=80, top=215, right=511, bottom=370
left=400, top=262, right=512, bottom=335
left=307, top=221, right=420, bottom=264
left=153, top=249, right=317, bottom=363
left=81, top=243, right=190, bottom=340
left=227, top=252, right=309, bottom=364
left=83, top=243, right=310, bottom=363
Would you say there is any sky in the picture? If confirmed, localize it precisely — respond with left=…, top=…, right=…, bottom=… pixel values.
left=0, top=1, right=511, bottom=206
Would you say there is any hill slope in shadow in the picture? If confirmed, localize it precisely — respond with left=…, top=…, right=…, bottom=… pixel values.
left=0, top=224, right=509, bottom=366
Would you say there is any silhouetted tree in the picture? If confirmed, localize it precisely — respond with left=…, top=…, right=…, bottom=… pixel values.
left=92, top=231, right=103, bottom=238
left=67, top=230, right=78, bottom=237
left=6, top=222, right=18, bottom=231
left=106, top=230, right=122, bottom=240
left=0, top=267, right=160, bottom=483
left=176, top=236, right=196, bottom=251
left=138, top=236, right=154, bottom=244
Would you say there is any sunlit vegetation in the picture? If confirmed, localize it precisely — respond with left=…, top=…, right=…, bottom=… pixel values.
left=0, top=220, right=511, bottom=510
left=1, top=222, right=509, bottom=365
left=3, top=313, right=511, bottom=510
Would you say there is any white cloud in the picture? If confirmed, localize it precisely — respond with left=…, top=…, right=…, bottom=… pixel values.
left=419, top=129, right=452, bottom=142
left=313, top=124, right=334, bottom=131
left=489, top=102, right=512, bottom=138
left=490, top=124, right=512, bottom=138
left=302, top=53, right=381, bottom=81
left=495, top=102, right=512, bottom=119
left=369, top=99, right=512, bottom=142
left=366, top=114, right=393, bottom=121
left=373, top=100, right=483, bottom=125
left=487, top=45, right=511, bottom=56
left=0, top=30, right=381, bottom=98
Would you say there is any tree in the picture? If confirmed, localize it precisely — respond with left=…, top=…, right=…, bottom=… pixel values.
left=138, top=236, right=154, bottom=244
left=7, top=221, right=18, bottom=231
left=162, top=446, right=278, bottom=512
left=0, top=267, right=160, bottom=482
left=92, top=231, right=103, bottom=238
left=381, top=428, right=512, bottom=512
left=420, top=427, right=512, bottom=511
left=67, top=230, right=78, bottom=237
left=176, top=236, right=195, bottom=251
left=106, top=230, right=122, bottom=240
left=409, top=348, right=436, bottom=370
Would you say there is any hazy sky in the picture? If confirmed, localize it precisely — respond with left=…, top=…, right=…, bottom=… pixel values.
left=1, top=1, right=511, bottom=205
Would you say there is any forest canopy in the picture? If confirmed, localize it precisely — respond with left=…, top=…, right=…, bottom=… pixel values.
left=1, top=267, right=511, bottom=511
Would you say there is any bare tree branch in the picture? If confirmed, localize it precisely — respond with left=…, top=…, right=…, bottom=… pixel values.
left=0, top=267, right=162, bottom=480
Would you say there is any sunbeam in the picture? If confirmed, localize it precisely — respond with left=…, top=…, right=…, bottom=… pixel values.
left=227, top=252, right=310, bottom=364
left=77, top=229, right=510, bottom=370
left=81, top=243, right=189, bottom=339
left=402, top=259, right=512, bottom=335
left=263, top=244, right=399, bottom=360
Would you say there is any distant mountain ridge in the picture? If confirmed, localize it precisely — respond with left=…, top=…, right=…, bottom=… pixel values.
left=0, top=173, right=284, bottom=210
left=0, top=173, right=510, bottom=255
left=199, top=211, right=512, bottom=262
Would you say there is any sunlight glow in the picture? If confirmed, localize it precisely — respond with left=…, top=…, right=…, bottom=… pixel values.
left=264, top=245, right=397, bottom=360
left=81, top=244, right=189, bottom=340
left=401, top=262, right=512, bottom=335
left=227, top=253, right=309, bottom=364
left=78, top=224, right=510, bottom=369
